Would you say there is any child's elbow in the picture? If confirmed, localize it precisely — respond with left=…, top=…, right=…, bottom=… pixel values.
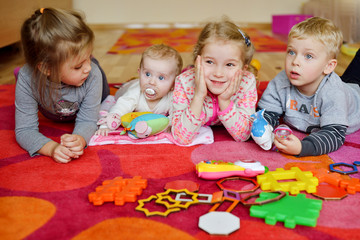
left=171, top=126, right=194, bottom=145
left=235, top=133, right=251, bottom=142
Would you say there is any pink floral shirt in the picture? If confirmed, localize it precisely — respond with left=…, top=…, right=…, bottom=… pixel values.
left=171, top=68, right=257, bottom=145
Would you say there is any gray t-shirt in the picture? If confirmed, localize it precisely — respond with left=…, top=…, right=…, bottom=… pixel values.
left=15, top=62, right=103, bottom=156
left=258, top=70, right=360, bottom=134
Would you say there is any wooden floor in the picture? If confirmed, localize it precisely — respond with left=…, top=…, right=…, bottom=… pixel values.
left=0, top=24, right=355, bottom=85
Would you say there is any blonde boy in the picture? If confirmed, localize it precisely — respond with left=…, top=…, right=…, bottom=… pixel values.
left=256, top=17, right=360, bottom=156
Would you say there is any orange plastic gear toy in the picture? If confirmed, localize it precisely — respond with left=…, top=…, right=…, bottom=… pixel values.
left=209, top=196, right=240, bottom=213
left=312, top=168, right=360, bottom=194
left=312, top=168, right=347, bottom=186
left=88, top=176, right=147, bottom=206
left=339, top=178, right=360, bottom=194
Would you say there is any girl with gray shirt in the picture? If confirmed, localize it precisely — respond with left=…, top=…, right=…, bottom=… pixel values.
left=15, top=8, right=109, bottom=163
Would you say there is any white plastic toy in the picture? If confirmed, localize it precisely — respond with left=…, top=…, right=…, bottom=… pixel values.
left=198, top=212, right=240, bottom=235
left=250, top=109, right=274, bottom=150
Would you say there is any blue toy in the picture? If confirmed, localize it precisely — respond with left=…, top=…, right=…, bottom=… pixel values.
left=329, top=162, right=358, bottom=175
left=250, top=109, right=274, bottom=150
left=120, top=113, right=169, bottom=139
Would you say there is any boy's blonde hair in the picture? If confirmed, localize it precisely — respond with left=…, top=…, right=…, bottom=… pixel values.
left=21, top=8, right=94, bottom=108
left=140, top=44, right=183, bottom=76
left=289, top=17, right=343, bottom=59
left=193, top=18, right=255, bottom=67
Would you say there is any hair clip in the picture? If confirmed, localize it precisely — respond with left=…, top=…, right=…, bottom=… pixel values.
left=238, top=29, right=251, bottom=47
left=40, top=8, right=45, bottom=14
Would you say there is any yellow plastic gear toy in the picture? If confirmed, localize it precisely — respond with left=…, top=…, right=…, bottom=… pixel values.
left=156, top=189, right=199, bottom=209
left=256, top=167, right=318, bottom=194
left=136, top=195, right=181, bottom=217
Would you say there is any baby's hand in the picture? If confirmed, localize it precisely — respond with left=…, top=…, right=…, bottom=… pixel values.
left=52, top=143, right=77, bottom=164
left=61, top=134, right=86, bottom=157
left=274, top=134, right=302, bottom=155
left=95, top=128, right=110, bottom=136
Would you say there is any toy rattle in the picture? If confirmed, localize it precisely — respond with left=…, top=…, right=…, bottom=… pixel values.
left=97, top=111, right=121, bottom=130
left=196, top=160, right=268, bottom=180
left=274, top=124, right=293, bottom=139
left=121, top=113, right=169, bottom=139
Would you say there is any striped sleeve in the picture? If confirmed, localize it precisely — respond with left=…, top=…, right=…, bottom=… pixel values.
left=299, top=124, right=347, bottom=156
left=257, top=108, right=282, bottom=129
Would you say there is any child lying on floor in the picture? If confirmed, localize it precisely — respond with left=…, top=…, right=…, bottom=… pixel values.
left=255, top=17, right=360, bottom=156
left=15, top=8, right=109, bottom=163
left=171, top=18, right=257, bottom=145
left=95, top=44, right=183, bottom=136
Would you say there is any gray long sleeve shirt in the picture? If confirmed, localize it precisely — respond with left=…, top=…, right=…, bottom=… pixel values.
left=15, top=62, right=103, bottom=156
left=258, top=70, right=360, bottom=156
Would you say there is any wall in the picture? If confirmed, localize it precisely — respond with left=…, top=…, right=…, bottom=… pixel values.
left=73, top=0, right=306, bottom=25
left=303, top=0, right=360, bottom=43
left=0, top=0, right=72, bottom=48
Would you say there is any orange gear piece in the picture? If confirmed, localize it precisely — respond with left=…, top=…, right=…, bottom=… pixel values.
left=310, top=168, right=360, bottom=194
left=339, top=178, right=360, bottom=194
left=209, top=197, right=240, bottom=213
left=114, top=176, right=148, bottom=205
left=88, top=176, right=147, bottom=206
left=312, top=168, right=348, bottom=186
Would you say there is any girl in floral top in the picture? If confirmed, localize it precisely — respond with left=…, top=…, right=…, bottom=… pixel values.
left=171, top=18, right=258, bottom=145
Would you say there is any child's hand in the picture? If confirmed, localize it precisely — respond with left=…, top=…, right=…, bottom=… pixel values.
left=194, top=55, right=207, bottom=99
left=52, top=144, right=77, bottom=163
left=274, top=134, right=302, bottom=155
left=190, top=55, right=208, bottom=118
left=95, top=128, right=110, bottom=136
left=218, top=69, right=242, bottom=110
left=38, top=140, right=76, bottom=163
left=60, top=134, right=86, bottom=157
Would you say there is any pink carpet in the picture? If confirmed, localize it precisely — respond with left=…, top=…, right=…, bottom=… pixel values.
left=0, top=84, right=360, bottom=240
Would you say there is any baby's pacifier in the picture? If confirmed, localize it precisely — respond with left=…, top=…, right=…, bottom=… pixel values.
left=145, top=88, right=155, bottom=96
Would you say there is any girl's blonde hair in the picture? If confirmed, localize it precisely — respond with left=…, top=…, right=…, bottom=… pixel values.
left=193, top=18, right=255, bottom=67
left=289, top=17, right=343, bottom=59
left=140, top=44, right=183, bottom=76
left=21, top=8, right=94, bottom=108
